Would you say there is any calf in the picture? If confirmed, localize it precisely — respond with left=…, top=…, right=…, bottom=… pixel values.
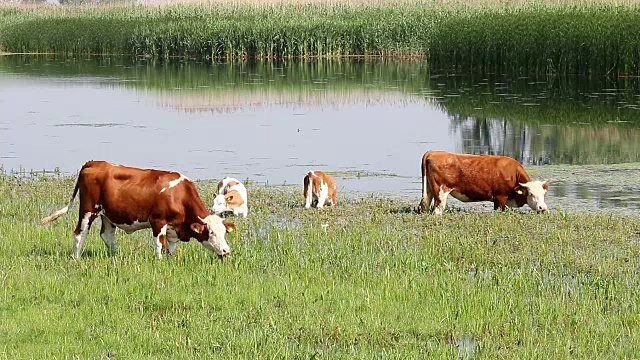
left=211, top=177, right=248, bottom=218
left=303, top=171, right=337, bottom=208
left=41, top=161, right=236, bottom=259
left=418, top=151, right=550, bottom=215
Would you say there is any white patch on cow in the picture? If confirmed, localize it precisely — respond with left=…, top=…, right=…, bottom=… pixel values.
left=100, top=217, right=118, bottom=255
left=116, top=220, right=151, bottom=234
left=234, top=206, right=248, bottom=218
left=160, top=173, right=191, bottom=193
left=450, top=191, right=472, bottom=202
left=73, top=212, right=92, bottom=259
left=316, top=180, right=329, bottom=208
left=434, top=186, right=451, bottom=215
left=521, top=180, right=548, bottom=213
left=199, top=215, right=231, bottom=257
left=155, top=224, right=168, bottom=259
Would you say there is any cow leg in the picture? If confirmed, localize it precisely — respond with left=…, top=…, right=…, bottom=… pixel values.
left=493, top=196, right=508, bottom=211
left=316, top=192, right=327, bottom=208
left=330, top=192, right=337, bottom=207
left=316, top=181, right=329, bottom=208
left=151, top=223, right=168, bottom=259
left=166, top=226, right=179, bottom=256
left=100, top=216, right=118, bottom=256
left=433, top=186, right=450, bottom=215
left=73, top=211, right=97, bottom=259
left=419, top=175, right=433, bottom=213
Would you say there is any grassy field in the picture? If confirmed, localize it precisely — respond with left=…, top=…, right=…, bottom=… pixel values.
left=2, top=1, right=640, bottom=75
left=1, top=171, right=639, bottom=358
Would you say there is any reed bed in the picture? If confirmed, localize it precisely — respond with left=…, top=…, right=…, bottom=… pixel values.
left=0, top=1, right=640, bottom=75
left=2, top=2, right=640, bottom=74
left=0, top=4, right=432, bottom=58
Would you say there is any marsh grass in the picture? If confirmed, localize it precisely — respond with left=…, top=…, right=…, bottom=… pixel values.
left=2, top=2, right=640, bottom=74
left=1, top=173, right=639, bottom=358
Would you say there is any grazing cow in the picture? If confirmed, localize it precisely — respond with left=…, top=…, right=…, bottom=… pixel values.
left=418, top=151, right=550, bottom=215
left=211, top=177, right=248, bottom=218
left=303, top=171, right=337, bottom=208
left=40, top=161, right=235, bottom=259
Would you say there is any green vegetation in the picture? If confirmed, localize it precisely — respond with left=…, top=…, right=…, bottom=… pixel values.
left=2, top=2, right=640, bottom=75
left=428, top=4, right=640, bottom=75
left=1, top=171, right=639, bottom=358
left=0, top=4, right=431, bottom=58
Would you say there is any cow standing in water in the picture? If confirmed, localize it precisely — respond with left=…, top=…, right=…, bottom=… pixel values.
left=418, top=151, right=550, bottom=215
left=303, top=171, right=337, bottom=208
left=41, top=161, right=235, bottom=259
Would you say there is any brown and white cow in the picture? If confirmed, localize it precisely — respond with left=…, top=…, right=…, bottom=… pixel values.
left=40, top=161, right=236, bottom=259
left=211, top=177, right=248, bottom=218
left=418, top=151, right=550, bottom=215
left=303, top=170, right=337, bottom=208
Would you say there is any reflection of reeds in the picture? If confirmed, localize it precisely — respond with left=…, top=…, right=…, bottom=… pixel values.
left=147, top=88, right=425, bottom=113
left=452, top=116, right=640, bottom=165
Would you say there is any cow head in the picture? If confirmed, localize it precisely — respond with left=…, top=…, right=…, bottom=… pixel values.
left=191, top=215, right=235, bottom=257
left=515, top=180, right=550, bottom=213
left=211, top=194, right=228, bottom=215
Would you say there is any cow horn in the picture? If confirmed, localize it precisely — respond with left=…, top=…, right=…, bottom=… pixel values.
left=518, top=182, right=529, bottom=188
left=197, top=216, right=206, bottom=223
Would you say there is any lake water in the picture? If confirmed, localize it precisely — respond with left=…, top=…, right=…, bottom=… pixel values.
left=1, top=56, right=639, bottom=214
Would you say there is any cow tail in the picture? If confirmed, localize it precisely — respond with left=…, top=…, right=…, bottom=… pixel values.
left=303, top=172, right=313, bottom=203
left=419, top=152, right=430, bottom=212
left=40, top=173, right=80, bottom=225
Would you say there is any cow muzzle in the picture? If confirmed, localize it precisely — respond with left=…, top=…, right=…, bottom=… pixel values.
left=218, top=247, right=231, bottom=258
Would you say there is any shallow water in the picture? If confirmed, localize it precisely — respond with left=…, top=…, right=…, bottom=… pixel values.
left=1, top=56, right=639, bottom=214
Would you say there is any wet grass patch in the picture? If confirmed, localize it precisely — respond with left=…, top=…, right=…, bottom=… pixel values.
left=1, top=170, right=639, bottom=357
left=327, top=170, right=403, bottom=179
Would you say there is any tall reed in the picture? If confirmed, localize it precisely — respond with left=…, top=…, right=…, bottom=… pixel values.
left=2, top=3, right=640, bottom=74
left=0, top=4, right=432, bottom=58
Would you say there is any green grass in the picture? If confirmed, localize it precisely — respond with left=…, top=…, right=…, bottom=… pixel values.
left=2, top=2, right=640, bottom=75
left=1, top=172, right=639, bottom=358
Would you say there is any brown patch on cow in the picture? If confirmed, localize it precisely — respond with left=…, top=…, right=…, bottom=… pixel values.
left=224, top=189, right=245, bottom=207
left=419, top=151, right=534, bottom=213
left=217, top=178, right=241, bottom=195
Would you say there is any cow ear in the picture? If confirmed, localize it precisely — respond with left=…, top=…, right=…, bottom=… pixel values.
left=515, top=184, right=527, bottom=195
left=542, top=179, right=550, bottom=192
left=190, top=222, right=205, bottom=234
left=224, top=222, right=237, bottom=233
